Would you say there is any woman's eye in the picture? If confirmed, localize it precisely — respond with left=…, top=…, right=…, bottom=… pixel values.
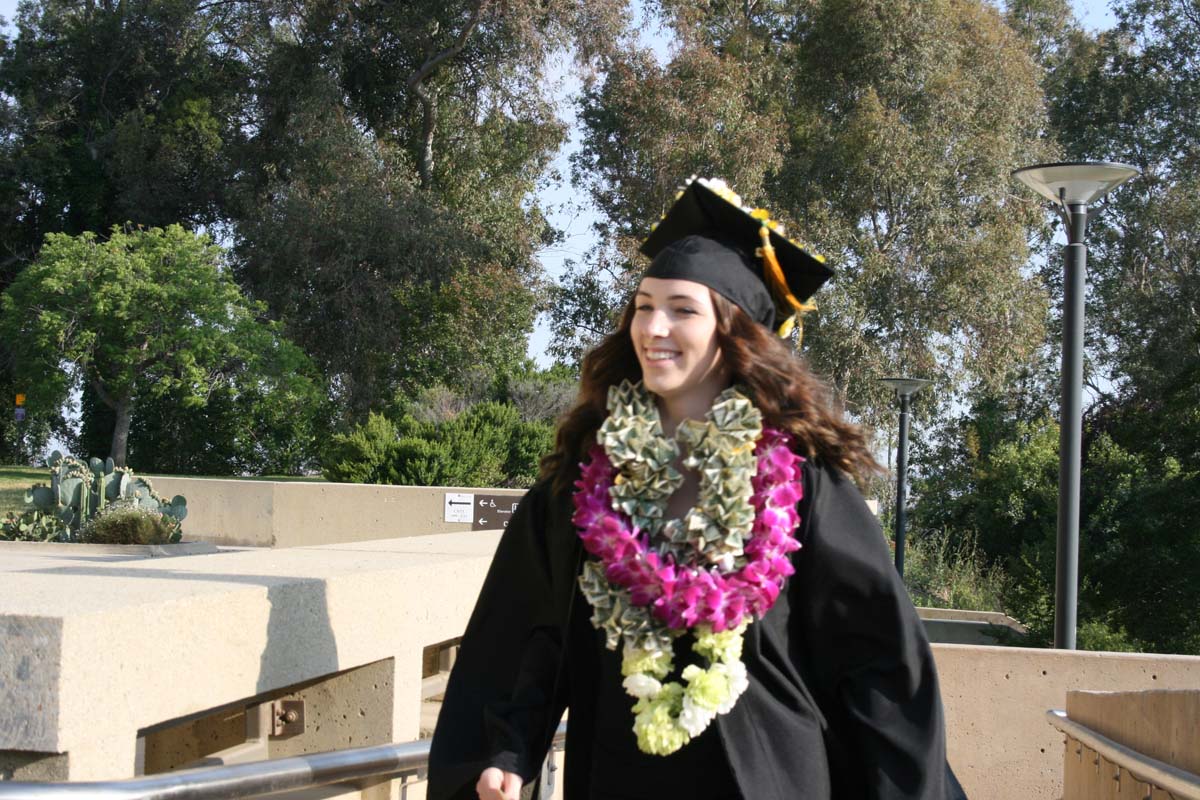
left=635, top=304, right=653, bottom=312
left=675, top=307, right=697, bottom=315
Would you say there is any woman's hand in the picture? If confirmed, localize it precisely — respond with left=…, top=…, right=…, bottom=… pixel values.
left=476, top=767, right=523, bottom=800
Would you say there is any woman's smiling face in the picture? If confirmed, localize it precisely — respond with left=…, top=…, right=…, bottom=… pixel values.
left=630, top=277, right=730, bottom=405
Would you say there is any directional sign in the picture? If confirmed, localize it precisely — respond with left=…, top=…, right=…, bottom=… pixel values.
left=444, top=492, right=474, bottom=523
left=472, top=494, right=524, bottom=531
left=14, top=408, right=25, bottom=422
left=15, top=394, right=25, bottom=407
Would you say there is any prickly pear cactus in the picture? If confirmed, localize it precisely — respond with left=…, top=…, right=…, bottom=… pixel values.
left=3, top=451, right=188, bottom=543
left=1, top=508, right=68, bottom=541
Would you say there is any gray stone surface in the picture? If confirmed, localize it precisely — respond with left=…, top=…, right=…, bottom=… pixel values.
left=0, top=750, right=69, bottom=781
left=0, top=616, right=62, bottom=751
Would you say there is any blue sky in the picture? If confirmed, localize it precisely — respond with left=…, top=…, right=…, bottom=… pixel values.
left=0, top=0, right=1120, bottom=366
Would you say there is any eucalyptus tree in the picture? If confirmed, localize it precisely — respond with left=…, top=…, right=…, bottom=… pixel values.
left=231, top=0, right=630, bottom=416
left=563, top=0, right=1053, bottom=432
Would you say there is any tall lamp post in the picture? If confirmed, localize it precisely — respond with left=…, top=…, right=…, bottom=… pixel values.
left=879, top=377, right=931, bottom=578
left=1011, top=161, right=1139, bottom=650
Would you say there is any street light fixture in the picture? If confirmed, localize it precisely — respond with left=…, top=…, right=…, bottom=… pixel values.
left=1011, top=161, right=1139, bottom=650
left=879, top=377, right=932, bottom=578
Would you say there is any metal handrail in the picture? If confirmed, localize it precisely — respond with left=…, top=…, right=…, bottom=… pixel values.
left=0, top=724, right=568, bottom=800
left=1047, top=709, right=1200, bottom=800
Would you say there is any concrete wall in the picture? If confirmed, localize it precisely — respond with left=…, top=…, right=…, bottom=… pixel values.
left=1066, top=689, right=1200, bottom=775
left=149, top=477, right=525, bottom=548
left=1060, top=689, right=1200, bottom=799
left=936, top=645, right=1200, bottom=799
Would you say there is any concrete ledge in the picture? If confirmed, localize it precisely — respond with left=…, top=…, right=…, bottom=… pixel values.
left=916, top=607, right=1027, bottom=629
left=148, top=477, right=525, bottom=548
left=0, top=531, right=499, bottom=780
left=917, top=607, right=1026, bottom=645
left=0, top=541, right=218, bottom=558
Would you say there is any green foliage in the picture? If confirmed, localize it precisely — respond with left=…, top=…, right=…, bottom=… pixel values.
left=231, top=86, right=539, bottom=416
left=322, top=402, right=554, bottom=489
left=322, top=413, right=401, bottom=485
left=387, top=403, right=520, bottom=488
left=902, top=530, right=1008, bottom=613
left=913, top=387, right=1200, bottom=654
left=0, top=0, right=251, bottom=253
left=227, top=0, right=629, bottom=416
left=506, top=422, right=556, bottom=488
left=80, top=502, right=182, bottom=545
left=563, top=0, right=1052, bottom=431
left=126, top=377, right=328, bottom=476
left=0, top=369, right=72, bottom=465
left=0, top=225, right=320, bottom=467
left=921, top=0, right=1200, bottom=656
left=1, top=508, right=68, bottom=542
left=2, top=0, right=620, bottom=463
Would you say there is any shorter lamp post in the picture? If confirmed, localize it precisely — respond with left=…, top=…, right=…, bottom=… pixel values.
left=1011, top=161, right=1139, bottom=649
left=879, top=377, right=931, bottom=577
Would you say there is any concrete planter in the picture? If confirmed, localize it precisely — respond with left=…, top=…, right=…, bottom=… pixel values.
left=0, top=539, right=219, bottom=557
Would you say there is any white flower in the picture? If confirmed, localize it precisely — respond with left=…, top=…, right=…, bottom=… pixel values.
left=715, top=661, right=750, bottom=713
left=623, top=673, right=664, bottom=699
left=678, top=696, right=716, bottom=737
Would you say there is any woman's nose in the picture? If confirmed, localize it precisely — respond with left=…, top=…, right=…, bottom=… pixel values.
left=644, top=309, right=670, bottom=338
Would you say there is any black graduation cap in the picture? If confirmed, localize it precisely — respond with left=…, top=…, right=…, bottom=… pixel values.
left=639, top=177, right=833, bottom=335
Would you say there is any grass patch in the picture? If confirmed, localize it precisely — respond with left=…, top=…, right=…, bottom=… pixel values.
left=0, top=465, right=51, bottom=516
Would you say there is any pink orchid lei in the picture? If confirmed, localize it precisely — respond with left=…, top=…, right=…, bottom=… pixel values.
left=573, top=427, right=805, bottom=634
left=571, top=382, right=807, bottom=754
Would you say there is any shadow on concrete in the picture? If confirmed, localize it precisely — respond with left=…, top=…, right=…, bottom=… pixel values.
left=14, top=565, right=340, bottom=695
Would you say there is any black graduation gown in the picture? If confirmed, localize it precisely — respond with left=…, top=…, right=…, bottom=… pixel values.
left=428, top=459, right=967, bottom=799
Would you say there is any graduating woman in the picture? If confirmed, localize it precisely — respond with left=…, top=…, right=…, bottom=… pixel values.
left=429, top=177, right=966, bottom=800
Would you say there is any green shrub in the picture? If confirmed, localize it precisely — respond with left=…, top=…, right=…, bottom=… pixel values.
left=80, top=502, right=182, bottom=545
left=506, top=421, right=555, bottom=487
left=386, top=436, right=461, bottom=486
left=323, top=401, right=555, bottom=488
left=321, top=413, right=400, bottom=483
left=395, top=403, right=515, bottom=487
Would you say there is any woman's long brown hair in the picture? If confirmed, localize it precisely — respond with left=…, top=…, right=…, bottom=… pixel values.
left=540, top=290, right=882, bottom=493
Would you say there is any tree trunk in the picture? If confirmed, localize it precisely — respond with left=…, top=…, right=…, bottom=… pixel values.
left=416, top=92, right=437, bottom=190
left=110, top=396, right=133, bottom=467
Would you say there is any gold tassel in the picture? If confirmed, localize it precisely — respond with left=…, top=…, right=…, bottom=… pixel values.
left=757, top=225, right=803, bottom=310
left=776, top=315, right=796, bottom=339
left=758, top=224, right=817, bottom=345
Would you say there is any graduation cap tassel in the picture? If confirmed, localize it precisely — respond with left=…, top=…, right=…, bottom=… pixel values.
left=758, top=224, right=817, bottom=345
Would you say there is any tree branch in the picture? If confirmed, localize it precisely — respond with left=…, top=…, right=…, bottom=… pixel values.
left=406, top=1, right=488, bottom=189
left=89, top=375, right=119, bottom=410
